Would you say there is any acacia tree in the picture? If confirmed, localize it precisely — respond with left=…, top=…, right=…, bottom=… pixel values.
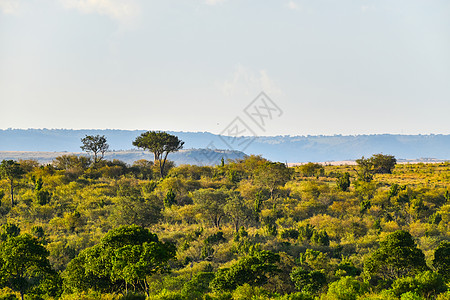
left=0, top=160, right=25, bottom=207
left=80, top=135, right=109, bottom=164
left=132, top=131, right=184, bottom=178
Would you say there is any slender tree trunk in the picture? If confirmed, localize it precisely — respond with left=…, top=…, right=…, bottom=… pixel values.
left=160, top=152, right=169, bottom=178
left=144, top=280, right=150, bottom=298
left=217, top=215, right=222, bottom=229
left=159, top=160, right=164, bottom=178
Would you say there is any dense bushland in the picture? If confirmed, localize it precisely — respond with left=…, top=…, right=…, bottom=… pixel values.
left=0, top=154, right=449, bottom=299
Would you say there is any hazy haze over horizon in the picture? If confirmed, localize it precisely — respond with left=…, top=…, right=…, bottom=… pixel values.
left=1, top=0, right=449, bottom=136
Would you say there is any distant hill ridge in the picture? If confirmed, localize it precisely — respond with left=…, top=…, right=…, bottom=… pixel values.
left=0, top=129, right=450, bottom=162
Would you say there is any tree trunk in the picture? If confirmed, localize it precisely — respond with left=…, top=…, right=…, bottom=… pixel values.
left=217, top=215, right=223, bottom=228
left=159, top=160, right=164, bottom=178
left=144, top=280, right=150, bottom=298
left=234, top=220, right=239, bottom=233
left=160, top=152, right=169, bottom=178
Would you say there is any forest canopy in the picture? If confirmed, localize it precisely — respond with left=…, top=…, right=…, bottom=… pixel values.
left=0, top=140, right=449, bottom=299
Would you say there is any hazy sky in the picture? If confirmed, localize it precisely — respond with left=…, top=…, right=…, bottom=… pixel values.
left=1, top=0, right=449, bottom=136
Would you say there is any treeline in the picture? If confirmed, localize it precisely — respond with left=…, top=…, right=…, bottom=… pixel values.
left=0, top=146, right=449, bottom=299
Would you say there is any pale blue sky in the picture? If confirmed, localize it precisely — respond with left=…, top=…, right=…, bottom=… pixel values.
left=1, top=0, right=449, bottom=136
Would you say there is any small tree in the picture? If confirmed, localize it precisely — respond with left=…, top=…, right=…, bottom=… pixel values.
left=298, top=162, right=324, bottom=177
left=356, top=154, right=397, bottom=182
left=336, top=172, right=351, bottom=192
left=163, top=189, right=176, bottom=207
left=80, top=135, right=109, bottom=164
left=370, top=153, right=397, bottom=174
left=132, top=131, right=184, bottom=178
left=210, top=250, right=280, bottom=292
left=0, top=160, right=25, bottom=207
left=224, top=193, right=253, bottom=233
left=355, top=156, right=374, bottom=182
left=327, top=276, right=367, bottom=300
left=290, top=267, right=327, bottom=294
left=191, top=188, right=228, bottom=228
left=253, top=162, right=292, bottom=199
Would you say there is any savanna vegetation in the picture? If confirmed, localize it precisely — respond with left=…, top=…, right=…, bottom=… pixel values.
left=0, top=132, right=449, bottom=299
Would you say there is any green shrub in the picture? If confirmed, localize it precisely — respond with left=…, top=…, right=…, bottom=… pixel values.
left=326, top=276, right=367, bottom=300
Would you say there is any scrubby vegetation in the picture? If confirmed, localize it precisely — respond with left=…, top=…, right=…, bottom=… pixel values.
left=0, top=147, right=449, bottom=299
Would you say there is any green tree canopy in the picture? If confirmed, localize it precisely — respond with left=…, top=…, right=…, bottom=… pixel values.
left=326, top=276, right=367, bottom=300
left=336, top=172, right=351, bottom=192
left=80, top=134, right=109, bottom=164
left=253, top=161, right=292, bottom=198
left=356, top=154, right=397, bottom=182
left=389, top=271, right=447, bottom=299
left=224, top=192, right=254, bottom=233
left=0, top=234, right=60, bottom=300
left=433, top=241, right=450, bottom=281
left=132, top=131, right=184, bottom=178
left=290, top=267, right=326, bottom=294
left=63, top=225, right=175, bottom=296
left=369, top=153, right=397, bottom=174
left=210, top=250, right=280, bottom=292
left=298, top=162, right=324, bottom=177
left=191, top=188, right=229, bottom=228
left=364, top=230, right=428, bottom=287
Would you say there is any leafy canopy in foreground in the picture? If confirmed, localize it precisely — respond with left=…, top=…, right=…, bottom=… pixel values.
left=433, top=241, right=450, bottom=281
left=0, top=234, right=59, bottom=300
left=63, top=225, right=175, bottom=296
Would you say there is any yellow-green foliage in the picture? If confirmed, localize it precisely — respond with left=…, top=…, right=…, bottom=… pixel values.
left=0, top=157, right=449, bottom=299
